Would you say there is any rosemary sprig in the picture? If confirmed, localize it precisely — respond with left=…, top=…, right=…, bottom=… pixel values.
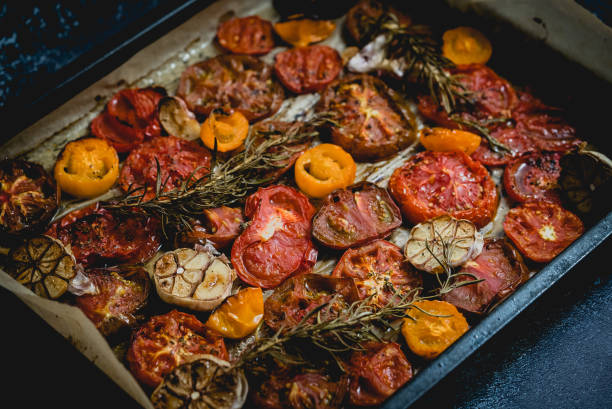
left=104, top=114, right=333, bottom=235
left=364, top=12, right=472, bottom=113
left=451, top=115, right=511, bottom=154
left=235, top=289, right=420, bottom=372
left=425, top=231, right=484, bottom=297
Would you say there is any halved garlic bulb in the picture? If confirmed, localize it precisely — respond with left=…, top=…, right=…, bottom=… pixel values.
left=154, top=247, right=236, bottom=311
left=151, top=354, right=247, bottom=409
left=404, top=215, right=484, bottom=274
left=8, top=235, right=77, bottom=299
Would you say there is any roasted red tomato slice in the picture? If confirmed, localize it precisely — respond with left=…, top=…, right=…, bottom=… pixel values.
left=332, top=240, right=422, bottom=307
left=0, top=159, right=57, bottom=237
left=91, top=87, right=164, bottom=153
left=515, top=111, right=581, bottom=153
left=217, top=15, right=274, bottom=55
left=312, top=182, right=402, bottom=250
left=503, top=202, right=584, bottom=263
left=389, top=151, right=498, bottom=228
left=503, top=152, right=562, bottom=204
left=251, top=120, right=315, bottom=182
left=177, top=55, right=284, bottom=122
left=348, top=342, right=413, bottom=407
left=174, top=206, right=244, bottom=250
left=232, top=185, right=317, bottom=289
left=274, top=45, right=342, bottom=94
left=75, top=266, right=150, bottom=336
left=250, top=370, right=349, bottom=409
left=470, top=124, right=538, bottom=167
left=512, top=90, right=582, bottom=153
left=264, top=273, right=360, bottom=332
left=442, top=238, right=529, bottom=314
left=118, top=135, right=211, bottom=194
left=316, top=74, right=416, bottom=161
left=126, top=310, right=228, bottom=388
left=418, top=64, right=517, bottom=126
left=55, top=207, right=161, bottom=268
left=452, top=64, right=517, bottom=118
left=345, top=0, right=411, bottom=46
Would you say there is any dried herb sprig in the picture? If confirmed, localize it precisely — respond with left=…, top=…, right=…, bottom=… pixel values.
left=425, top=231, right=484, bottom=297
left=451, top=115, right=511, bottom=154
left=235, top=289, right=420, bottom=373
left=104, top=113, right=334, bottom=235
left=364, top=11, right=472, bottom=113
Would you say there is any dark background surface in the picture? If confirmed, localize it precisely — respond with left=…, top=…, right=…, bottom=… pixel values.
left=1, top=1, right=611, bottom=408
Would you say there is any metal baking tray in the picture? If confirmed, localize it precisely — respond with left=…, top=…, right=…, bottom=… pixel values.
left=1, top=1, right=611, bottom=408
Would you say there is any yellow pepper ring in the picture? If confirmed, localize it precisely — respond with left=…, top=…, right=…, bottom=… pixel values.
left=54, top=138, right=119, bottom=199
left=295, top=143, right=356, bottom=199
left=442, top=26, right=492, bottom=65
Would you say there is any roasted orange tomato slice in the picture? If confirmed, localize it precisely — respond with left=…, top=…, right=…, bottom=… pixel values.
left=126, top=310, right=228, bottom=388
left=206, top=287, right=264, bottom=339
left=402, top=300, right=469, bottom=359
left=420, top=127, right=481, bottom=155
left=442, top=26, right=492, bottom=65
left=54, top=138, right=119, bottom=199
left=274, top=19, right=336, bottom=47
left=200, top=111, right=249, bottom=152
left=295, top=144, right=356, bottom=198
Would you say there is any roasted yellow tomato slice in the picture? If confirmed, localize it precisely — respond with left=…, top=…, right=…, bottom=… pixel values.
left=402, top=300, right=469, bottom=359
left=200, top=111, right=249, bottom=152
left=206, top=287, right=264, bottom=339
left=295, top=143, right=356, bottom=199
left=54, top=137, right=119, bottom=198
left=442, top=26, right=492, bottom=65
left=274, top=19, right=336, bottom=47
left=420, top=127, right=481, bottom=155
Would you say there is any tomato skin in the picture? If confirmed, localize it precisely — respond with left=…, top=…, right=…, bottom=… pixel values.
left=332, top=240, right=422, bottom=306
left=347, top=342, right=413, bottom=407
left=312, top=182, right=402, bottom=250
left=274, top=45, right=342, bottom=94
left=503, top=202, right=584, bottom=263
left=91, top=87, right=164, bottom=153
left=442, top=238, right=529, bottom=314
left=317, top=74, right=416, bottom=162
left=118, top=135, right=211, bottom=194
left=126, top=310, right=227, bottom=388
left=217, top=15, right=274, bottom=55
left=75, top=267, right=150, bottom=336
left=177, top=55, right=284, bottom=122
left=389, top=151, right=498, bottom=228
left=264, top=273, right=360, bottom=332
left=231, top=185, right=317, bottom=289
left=503, top=152, right=562, bottom=204
left=54, top=207, right=162, bottom=268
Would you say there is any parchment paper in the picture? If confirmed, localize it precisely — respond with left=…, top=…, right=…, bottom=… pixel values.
left=1, top=1, right=609, bottom=408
